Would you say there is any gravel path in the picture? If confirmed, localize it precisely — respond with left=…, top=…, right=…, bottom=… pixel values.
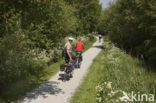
left=18, top=37, right=103, bottom=103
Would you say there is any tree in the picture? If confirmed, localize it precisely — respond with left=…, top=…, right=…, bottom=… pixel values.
left=98, top=0, right=156, bottom=67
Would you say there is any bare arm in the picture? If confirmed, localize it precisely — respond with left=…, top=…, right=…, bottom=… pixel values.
left=82, top=42, right=85, bottom=49
left=83, top=45, right=85, bottom=49
left=66, top=49, right=72, bottom=62
left=75, top=43, right=77, bottom=49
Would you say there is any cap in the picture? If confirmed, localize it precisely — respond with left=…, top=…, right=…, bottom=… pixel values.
left=68, top=37, right=74, bottom=41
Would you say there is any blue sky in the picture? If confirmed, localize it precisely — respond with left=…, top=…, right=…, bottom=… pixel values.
left=99, top=0, right=115, bottom=8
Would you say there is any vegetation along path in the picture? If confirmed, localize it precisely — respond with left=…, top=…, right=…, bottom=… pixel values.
left=70, top=37, right=156, bottom=103
left=18, top=37, right=103, bottom=103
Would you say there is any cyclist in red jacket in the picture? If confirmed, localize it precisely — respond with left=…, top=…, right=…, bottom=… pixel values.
left=75, top=38, right=85, bottom=56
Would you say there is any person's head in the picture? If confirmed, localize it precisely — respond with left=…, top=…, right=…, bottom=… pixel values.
left=68, top=37, right=73, bottom=44
left=78, top=37, right=82, bottom=41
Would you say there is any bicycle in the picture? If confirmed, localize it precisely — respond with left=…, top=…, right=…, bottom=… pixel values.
left=75, top=51, right=83, bottom=68
left=99, top=37, right=102, bottom=43
left=60, top=62, right=73, bottom=81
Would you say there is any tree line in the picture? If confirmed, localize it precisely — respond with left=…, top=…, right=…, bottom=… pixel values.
left=98, top=0, right=156, bottom=68
left=0, top=0, right=102, bottom=90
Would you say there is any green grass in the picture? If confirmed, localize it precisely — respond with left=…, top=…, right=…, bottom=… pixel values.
left=0, top=38, right=96, bottom=103
left=70, top=37, right=156, bottom=103
left=84, top=38, right=96, bottom=51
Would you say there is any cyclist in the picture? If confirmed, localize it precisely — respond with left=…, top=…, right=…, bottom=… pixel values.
left=75, top=38, right=85, bottom=57
left=64, top=37, right=77, bottom=66
left=99, top=34, right=102, bottom=42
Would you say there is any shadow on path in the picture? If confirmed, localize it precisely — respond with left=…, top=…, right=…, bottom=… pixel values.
left=92, top=45, right=103, bottom=49
left=18, top=81, right=64, bottom=103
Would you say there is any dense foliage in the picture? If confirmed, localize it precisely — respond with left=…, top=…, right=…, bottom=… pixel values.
left=98, top=0, right=156, bottom=67
left=0, top=0, right=102, bottom=90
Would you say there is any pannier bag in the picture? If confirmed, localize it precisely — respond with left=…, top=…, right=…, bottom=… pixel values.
left=60, top=64, right=65, bottom=71
left=66, top=64, right=73, bottom=73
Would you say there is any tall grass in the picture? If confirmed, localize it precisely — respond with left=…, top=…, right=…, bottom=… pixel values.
left=70, top=37, right=156, bottom=103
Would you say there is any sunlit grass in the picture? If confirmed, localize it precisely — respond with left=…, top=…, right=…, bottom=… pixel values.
left=70, top=37, right=156, bottom=103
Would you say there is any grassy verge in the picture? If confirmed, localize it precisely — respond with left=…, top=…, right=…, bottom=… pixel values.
left=0, top=37, right=96, bottom=103
left=70, top=37, right=156, bottom=103
left=83, top=38, right=96, bottom=52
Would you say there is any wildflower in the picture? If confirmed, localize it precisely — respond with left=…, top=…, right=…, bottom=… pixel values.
left=106, top=82, right=112, bottom=89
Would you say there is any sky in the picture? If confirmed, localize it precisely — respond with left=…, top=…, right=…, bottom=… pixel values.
left=99, top=0, right=115, bottom=9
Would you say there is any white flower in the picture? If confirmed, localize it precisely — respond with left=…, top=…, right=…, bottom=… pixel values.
left=106, top=82, right=112, bottom=89
left=98, top=97, right=102, bottom=102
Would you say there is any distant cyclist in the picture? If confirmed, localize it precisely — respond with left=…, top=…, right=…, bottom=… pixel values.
left=99, top=34, right=102, bottom=42
left=75, top=38, right=85, bottom=56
